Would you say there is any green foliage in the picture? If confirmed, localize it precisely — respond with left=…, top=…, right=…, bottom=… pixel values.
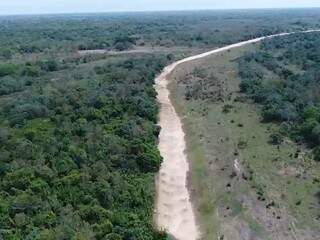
left=0, top=50, right=167, bottom=239
left=0, top=76, right=24, bottom=95
left=0, top=9, right=319, bottom=238
left=0, top=9, right=319, bottom=55
left=136, top=142, right=162, bottom=172
left=238, top=32, right=320, bottom=158
left=222, top=104, right=234, bottom=114
left=0, top=63, right=18, bottom=77
left=313, top=147, right=320, bottom=162
left=303, top=106, right=320, bottom=121
left=269, top=132, right=283, bottom=145
left=40, top=60, right=59, bottom=72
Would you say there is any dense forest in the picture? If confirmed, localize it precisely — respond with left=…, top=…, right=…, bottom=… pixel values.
left=1, top=9, right=320, bottom=58
left=1, top=9, right=320, bottom=239
left=0, top=43, right=169, bottom=238
left=238, top=32, right=320, bottom=160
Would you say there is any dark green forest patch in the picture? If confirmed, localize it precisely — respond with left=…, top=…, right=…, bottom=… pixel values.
left=0, top=52, right=168, bottom=239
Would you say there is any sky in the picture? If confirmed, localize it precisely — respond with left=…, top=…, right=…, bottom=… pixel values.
left=0, top=0, right=320, bottom=15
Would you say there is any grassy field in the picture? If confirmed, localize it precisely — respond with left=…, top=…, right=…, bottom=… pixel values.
left=168, top=44, right=320, bottom=239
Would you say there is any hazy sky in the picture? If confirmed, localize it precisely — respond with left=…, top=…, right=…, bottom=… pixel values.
left=1, top=0, right=320, bottom=15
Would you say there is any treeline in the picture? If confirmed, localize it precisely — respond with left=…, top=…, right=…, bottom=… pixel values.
left=238, top=32, right=320, bottom=160
left=1, top=9, right=320, bottom=59
left=0, top=53, right=168, bottom=239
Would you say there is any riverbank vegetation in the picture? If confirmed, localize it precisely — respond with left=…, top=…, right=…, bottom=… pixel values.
left=238, top=32, right=320, bottom=161
left=169, top=32, right=320, bottom=239
left=1, top=9, right=320, bottom=239
left=0, top=47, right=169, bottom=239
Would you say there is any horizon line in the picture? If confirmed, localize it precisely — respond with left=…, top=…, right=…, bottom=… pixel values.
left=0, top=6, right=320, bottom=17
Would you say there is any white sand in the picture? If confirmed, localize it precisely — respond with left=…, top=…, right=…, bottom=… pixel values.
left=154, top=29, right=320, bottom=240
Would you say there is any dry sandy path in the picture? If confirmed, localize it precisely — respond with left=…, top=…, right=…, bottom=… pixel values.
left=154, top=29, right=320, bottom=240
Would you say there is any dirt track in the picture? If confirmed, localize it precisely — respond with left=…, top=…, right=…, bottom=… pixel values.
left=154, top=29, right=320, bottom=240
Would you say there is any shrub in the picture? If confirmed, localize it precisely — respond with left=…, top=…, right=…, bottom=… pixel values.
left=237, top=138, right=248, bottom=149
left=40, top=60, right=58, bottom=72
left=313, top=147, right=320, bottom=162
left=0, top=64, right=18, bottom=77
left=222, top=104, right=233, bottom=113
left=269, top=132, right=283, bottom=145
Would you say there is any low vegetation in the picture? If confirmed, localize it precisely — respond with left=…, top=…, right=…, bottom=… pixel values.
left=238, top=32, right=320, bottom=160
left=169, top=33, right=320, bottom=239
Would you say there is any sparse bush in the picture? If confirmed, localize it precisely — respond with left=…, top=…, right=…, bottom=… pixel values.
left=0, top=63, right=18, bottom=77
left=313, top=147, right=320, bottom=162
left=237, top=139, right=248, bottom=149
left=269, top=132, right=283, bottom=145
left=222, top=104, right=233, bottom=113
